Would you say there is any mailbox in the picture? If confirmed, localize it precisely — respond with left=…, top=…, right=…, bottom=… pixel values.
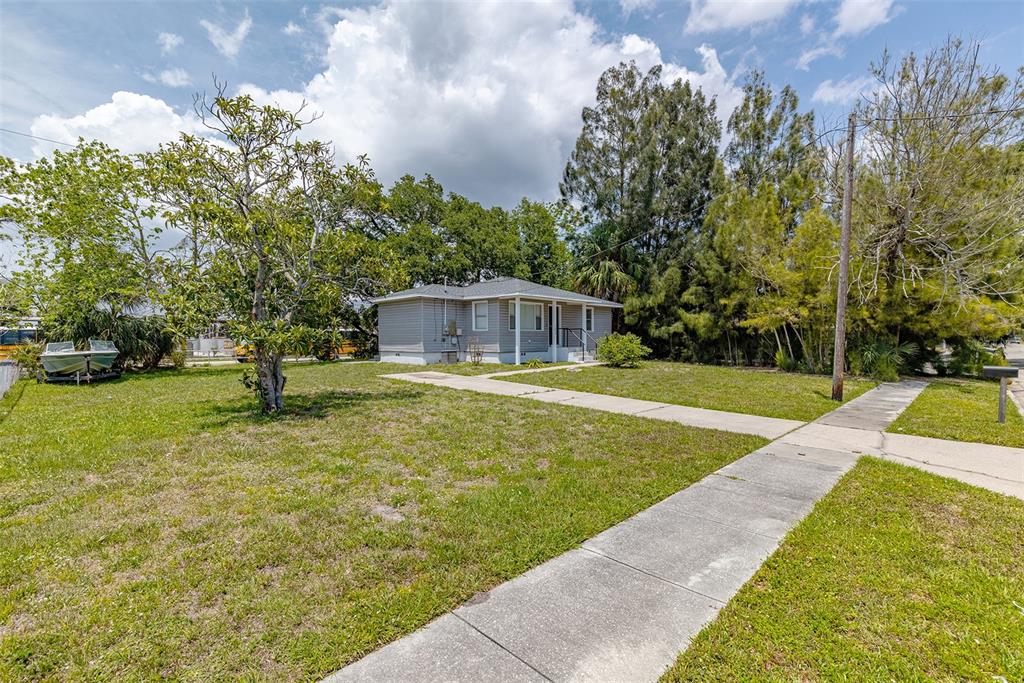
left=982, top=366, right=1019, bottom=379
left=982, top=365, right=1018, bottom=423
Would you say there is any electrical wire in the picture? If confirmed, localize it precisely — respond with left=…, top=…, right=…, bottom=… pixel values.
left=0, top=127, right=76, bottom=148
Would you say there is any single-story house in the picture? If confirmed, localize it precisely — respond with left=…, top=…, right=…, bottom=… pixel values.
left=371, top=277, right=622, bottom=365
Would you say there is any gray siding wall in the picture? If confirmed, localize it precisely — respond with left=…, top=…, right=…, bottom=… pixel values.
left=557, top=303, right=611, bottom=350
left=498, top=299, right=550, bottom=353
left=589, top=307, right=613, bottom=351
left=419, top=298, right=503, bottom=354
left=378, top=299, right=423, bottom=352
left=379, top=297, right=617, bottom=359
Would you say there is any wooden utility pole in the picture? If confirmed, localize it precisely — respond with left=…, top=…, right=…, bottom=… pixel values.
left=832, top=112, right=856, bottom=402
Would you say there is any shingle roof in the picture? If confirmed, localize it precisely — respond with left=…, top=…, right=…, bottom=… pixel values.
left=371, top=277, right=622, bottom=307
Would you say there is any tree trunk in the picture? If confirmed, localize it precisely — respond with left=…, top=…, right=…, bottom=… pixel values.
left=255, top=350, right=286, bottom=412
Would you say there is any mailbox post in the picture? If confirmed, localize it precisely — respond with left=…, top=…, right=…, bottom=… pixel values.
left=982, top=365, right=1019, bottom=423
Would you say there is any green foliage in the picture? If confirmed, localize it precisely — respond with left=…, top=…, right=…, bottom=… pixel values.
left=597, top=332, right=651, bottom=367
left=774, top=348, right=799, bottom=372
left=10, top=342, right=43, bottom=378
left=148, top=90, right=405, bottom=411
left=853, top=338, right=919, bottom=382
left=947, top=339, right=1006, bottom=377
left=382, top=177, right=571, bottom=288
left=524, top=358, right=545, bottom=369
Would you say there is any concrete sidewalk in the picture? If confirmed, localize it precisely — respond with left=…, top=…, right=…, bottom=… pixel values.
left=327, top=380, right=924, bottom=683
left=382, top=371, right=804, bottom=439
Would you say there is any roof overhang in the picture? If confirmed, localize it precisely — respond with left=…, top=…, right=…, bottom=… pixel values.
left=372, top=293, right=622, bottom=308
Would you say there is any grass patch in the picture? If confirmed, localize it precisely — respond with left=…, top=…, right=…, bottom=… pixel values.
left=0, top=361, right=763, bottom=681
left=505, top=361, right=876, bottom=421
left=889, top=378, right=1024, bottom=448
left=663, top=458, right=1024, bottom=682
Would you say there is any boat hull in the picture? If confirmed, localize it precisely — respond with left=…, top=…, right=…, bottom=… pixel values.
left=89, top=352, right=117, bottom=371
left=41, top=352, right=89, bottom=375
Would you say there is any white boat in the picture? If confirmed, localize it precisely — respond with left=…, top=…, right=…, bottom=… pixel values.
left=40, top=340, right=119, bottom=377
left=87, top=339, right=118, bottom=371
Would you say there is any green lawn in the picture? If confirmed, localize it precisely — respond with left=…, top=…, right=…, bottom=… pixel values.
left=889, top=378, right=1024, bottom=448
left=0, top=362, right=763, bottom=681
left=504, top=361, right=877, bottom=421
left=664, top=458, right=1024, bottom=681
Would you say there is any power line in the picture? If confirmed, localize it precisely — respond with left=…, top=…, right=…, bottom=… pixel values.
left=0, top=127, right=76, bottom=148
left=866, top=105, right=1024, bottom=123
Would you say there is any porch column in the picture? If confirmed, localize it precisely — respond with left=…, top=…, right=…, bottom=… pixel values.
left=552, top=301, right=559, bottom=363
left=514, top=296, right=521, bottom=365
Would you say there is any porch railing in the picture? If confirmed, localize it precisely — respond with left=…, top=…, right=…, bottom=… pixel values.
left=559, top=328, right=599, bottom=361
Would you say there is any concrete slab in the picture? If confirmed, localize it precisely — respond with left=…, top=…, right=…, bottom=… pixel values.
left=780, top=422, right=886, bottom=455
left=324, top=614, right=546, bottom=683
left=556, top=392, right=670, bottom=415
left=583, top=503, right=781, bottom=601
left=700, top=471, right=819, bottom=512
left=639, top=404, right=803, bottom=439
left=755, top=441, right=862, bottom=469
left=715, top=452, right=849, bottom=500
left=659, top=479, right=812, bottom=538
left=453, top=548, right=723, bottom=682
left=816, top=380, right=927, bottom=431
left=874, top=432, right=1024, bottom=500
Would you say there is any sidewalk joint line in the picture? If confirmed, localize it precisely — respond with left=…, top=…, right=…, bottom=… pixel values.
left=450, top=613, right=555, bottom=682
left=578, top=546, right=728, bottom=606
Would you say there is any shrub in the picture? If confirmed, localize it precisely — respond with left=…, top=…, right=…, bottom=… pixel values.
left=10, top=342, right=43, bottom=379
left=948, top=338, right=1005, bottom=376
left=856, top=338, right=919, bottom=381
left=524, top=358, right=545, bottom=369
left=774, top=348, right=800, bottom=372
left=597, top=333, right=651, bottom=368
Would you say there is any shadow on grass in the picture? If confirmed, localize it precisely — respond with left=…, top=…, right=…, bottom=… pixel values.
left=196, top=386, right=426, bottom=427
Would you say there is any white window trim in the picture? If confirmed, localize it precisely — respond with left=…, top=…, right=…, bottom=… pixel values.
left=509, top=301, right=544, bottom=332
left=472, top=300, right=489, bottom=332
left=584, top=305, right=594, bottom=333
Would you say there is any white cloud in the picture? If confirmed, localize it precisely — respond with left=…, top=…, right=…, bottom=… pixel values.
left=799, top=14, right=815, bottom=36
left=200, top=10, right=253, bottom=59
left=158, top=68, right=191, bottom=88
left=796, top=44, right=842, bottom=70
left=157, top=32, right=183, bottom=54
left=835, top=0, right=896, bottom=37
left=812, top=75, right=877, bottom=104
left=619, top=0, right=656, bottom=15
left=29, top=91, right=205, bottom=157
left=282, top=21, right=303, bottom=36
left=684, top=0, right=801, bottom=34
left=238, top=1, right=743, bottom=206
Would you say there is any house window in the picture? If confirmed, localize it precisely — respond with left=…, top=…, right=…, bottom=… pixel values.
left=509, top=302, right=543, bottom=331
left=472, top=301, right=489, bottom=331
left=585, top=306, right=594, bottom=332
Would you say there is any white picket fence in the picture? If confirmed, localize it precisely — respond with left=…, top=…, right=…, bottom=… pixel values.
left=0, top=363, right=19, bottom=400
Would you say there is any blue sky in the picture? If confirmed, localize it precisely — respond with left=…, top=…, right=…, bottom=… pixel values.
left=1, top=0, right=1022, bottom=208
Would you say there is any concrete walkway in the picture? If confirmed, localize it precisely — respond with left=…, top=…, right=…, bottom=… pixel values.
left=327, top=380, right=925, bottom=682
left=381, top=371, right=805, bottom=439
